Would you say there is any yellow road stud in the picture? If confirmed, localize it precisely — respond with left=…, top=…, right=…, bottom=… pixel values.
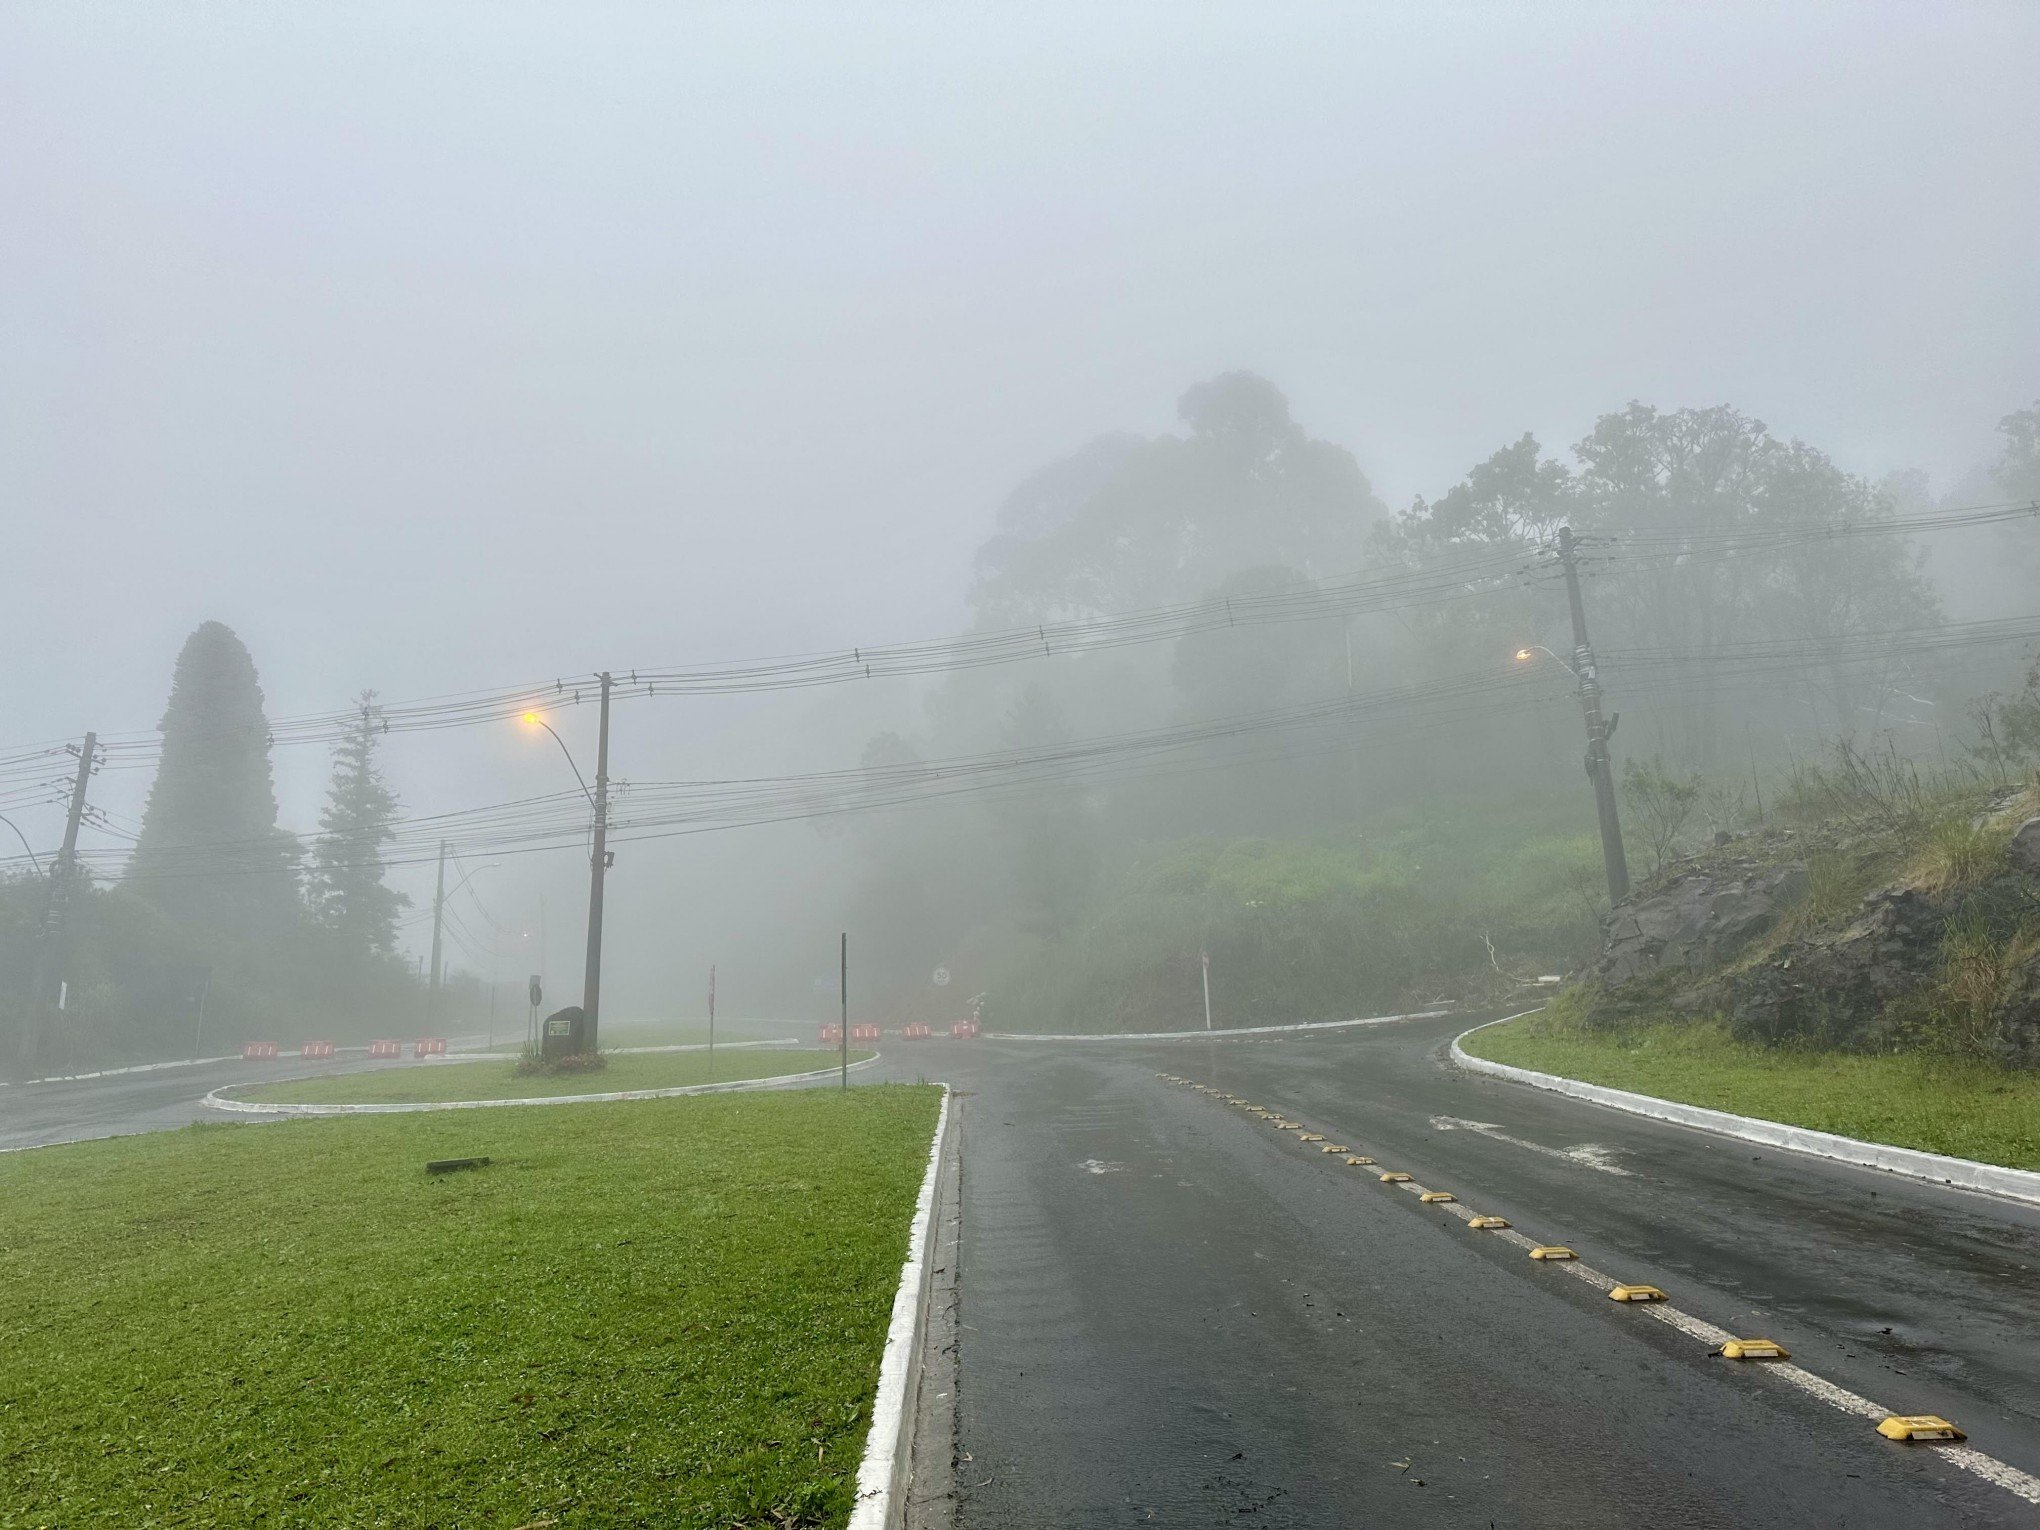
left=1379, top=1171, right=1412, bottom=1182
left=1877, top=1415, right=1965, bottom=1443
left=1299, top=1133, right=1325, bottom=1142
left=1467, top=1216, right=1509, bottom=1230
left=1344, top=1155, right=1374, bottom=1166
left=1528, top=1245, right=1577, bottom=1261
left=1277, top=1122, right=1303, bottom=1130
left=1419, top=1191, right=1455, bottom=1203
left=1608, top=1284, right=1666, bottom=1302
left=1320, top=1144, right=1347, bottom=1153
left=1715, top=1338, right=1789, bottom=1361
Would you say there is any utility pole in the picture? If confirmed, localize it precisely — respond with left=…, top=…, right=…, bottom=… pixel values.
left=839, top=933, right=848, bottom=1091
left=707, top=963, right=716, bottom=1080
left=427, top=839, right=447, bottom=1024
left=19, top=732, right=96, bottom=1073
left=1556, top=527, right=1630, bottom=905
left=582, top=671, right=614, bottom=1053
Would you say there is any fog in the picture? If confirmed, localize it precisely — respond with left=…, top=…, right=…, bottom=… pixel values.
left=5, top=3, right=2038, bottom=1045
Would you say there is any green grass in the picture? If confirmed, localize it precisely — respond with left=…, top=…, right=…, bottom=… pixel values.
left=0, top=1086, right=942, bottom=1527
left=236, top=1049, right=872, bottom=1106
left=488, top=1020, right=807, bottom=1053
left=1463, top=1011, right=2040, bottom=1170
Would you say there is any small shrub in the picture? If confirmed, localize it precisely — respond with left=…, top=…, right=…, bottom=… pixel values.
left=1911, top=816, right=2009, bottom=895
left=1621, top=756, right=1702, bottom=874
left=1929, top=915, right=2040, bottom=1057
left=513, top=1050, right=608, bottom=1078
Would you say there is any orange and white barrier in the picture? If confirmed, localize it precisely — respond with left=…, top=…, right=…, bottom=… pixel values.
left=414, top=1038, right=448, bottom=1057
left=949, top=1021, right=980, bottom=1039
left=300, top=1040, right=336, bottom=1060
left=902, top=1023, right=931, bottom=1040
left=820, top=1024, right=844, bottom=1044
left=241, top=1041, right=280, bottom=1061
left=368, top=1039, right=402, bottom=1059
left=852, top=1024, right=882, bottom=1044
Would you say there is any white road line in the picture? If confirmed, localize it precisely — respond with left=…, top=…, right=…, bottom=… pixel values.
left=1171, top=1075, right=2040, bottom=1509
left=1429, top=1114, right=1630, bottom=1175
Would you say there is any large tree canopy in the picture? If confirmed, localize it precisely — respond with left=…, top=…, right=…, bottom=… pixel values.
left=969, top=373, right=1388, bottom=628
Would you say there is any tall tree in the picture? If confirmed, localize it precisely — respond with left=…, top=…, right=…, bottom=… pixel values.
left=307, top=692, right=408, bottom=961
left=126, top=621, right=301, bottom=944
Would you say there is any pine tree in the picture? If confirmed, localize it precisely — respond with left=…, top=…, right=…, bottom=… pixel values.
left=127, top=621, right=301, bottom=943
left=307, top=693, right=408, bottom=960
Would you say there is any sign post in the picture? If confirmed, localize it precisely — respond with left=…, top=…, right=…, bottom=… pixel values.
left=1200, top=950, right=1212, bottom=1031
left=527, top=974, right=543, bottom=1057
left=839, top=934, right=848, bottom=1091
left=708, top=964, right=716, bottom=1081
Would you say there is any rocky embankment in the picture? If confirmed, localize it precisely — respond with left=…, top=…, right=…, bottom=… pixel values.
left=1580, top=807, right=2040, bottom=1064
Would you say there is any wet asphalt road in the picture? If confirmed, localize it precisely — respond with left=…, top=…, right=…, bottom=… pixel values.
left=943, top=1015, right=2040, bottom=1528
left=9, top=1016, right=2038, bottom=1526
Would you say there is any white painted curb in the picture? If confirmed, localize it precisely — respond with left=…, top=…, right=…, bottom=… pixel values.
left=992, top=1009, right=1449, bottom=1043
left=848, top=1084, right=954, bottom=1530
left=1451, top=1017, right=2040, bottom=1209
left=201, top=1054, right=882, bottom=1116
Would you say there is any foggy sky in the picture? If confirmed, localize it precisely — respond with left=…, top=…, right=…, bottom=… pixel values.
left=5, top=3, right=2036, bottom=1008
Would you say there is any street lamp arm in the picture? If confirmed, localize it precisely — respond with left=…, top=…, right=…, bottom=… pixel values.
left=1515, top=643, right=1581, bottom=682
left=532, top=719, right=597, bottom=807
left=0, top=814, right=44, bottom=875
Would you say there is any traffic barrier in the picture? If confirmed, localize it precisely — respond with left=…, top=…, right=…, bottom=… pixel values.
left=368, top=1039, right=402, bottom=1059
left=414, top=1037, right=449, bottom=1057
left=852, top=1024, right=882, bottom=1044
left=300, top=1040, right=336, bottom=1060
left=948, top=1020, right=980, bottom=1039
left=902, top=1023, right=931, bottom=1040
left=241, top=1041, right=279, bottom=1061
left=820, top=1024, right=844, bottom=1044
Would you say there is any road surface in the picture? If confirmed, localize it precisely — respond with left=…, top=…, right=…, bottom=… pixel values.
left=10, top=1014, right=2038, bottom=1526
left=944, top=1013, right=2040, bottom=1527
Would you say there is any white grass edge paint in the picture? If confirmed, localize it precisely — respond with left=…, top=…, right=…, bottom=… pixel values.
left=992, top=1009, right=1449, bottom=1043
left=848, top=1084, right=954, bottom=1530
left=1451, top=1015, right=2040, bottom=1210
left=201, top=1053, right=883, bottom=1116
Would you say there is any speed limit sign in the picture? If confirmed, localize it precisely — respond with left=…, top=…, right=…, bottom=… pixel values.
left=932, top=966, right=951, bottom=987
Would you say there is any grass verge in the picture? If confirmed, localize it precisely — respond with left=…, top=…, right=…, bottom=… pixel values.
left=237, top=1049, right=872, bottom=1105
left=1463, top=1011, right=2040, bottom=1171
left=0, top=1085, right=942, bottom=1526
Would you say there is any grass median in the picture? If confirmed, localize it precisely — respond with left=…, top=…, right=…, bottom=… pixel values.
left=235, top=1048, right=871, bottom=1106
left=1463, top=1010, right=2040, bottom=1171
left=0, top=1084, right=942, bottom=1527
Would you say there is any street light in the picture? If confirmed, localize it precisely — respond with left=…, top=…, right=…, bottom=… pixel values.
left=1514, top=644, right=1581, bottom=681
left=518, top=678, right=615, bottom=1053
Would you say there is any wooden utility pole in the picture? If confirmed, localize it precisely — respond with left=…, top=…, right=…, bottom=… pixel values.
left=1556, top=527, right=1631, bottom=905
left=427, top=839, right=447, bottom=1022
left=581, top=672, right=614, bottom=1053
left=19, top=733, right=96, bottom=1072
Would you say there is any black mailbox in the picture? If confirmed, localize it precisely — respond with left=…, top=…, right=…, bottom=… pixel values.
left=540, top=1005, right=587, bottom=1061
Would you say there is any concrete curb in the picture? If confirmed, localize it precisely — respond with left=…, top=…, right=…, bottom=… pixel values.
left=849, top=1084, right=956, bottom=1530
left=991, top=1009, right=1449, bottom=1043
left=201, top=1054, right=883, bottom=1116
left=1450, top=1016, right=2040, bottom=1210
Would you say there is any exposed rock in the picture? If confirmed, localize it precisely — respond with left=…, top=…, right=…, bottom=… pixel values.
left=1590, top=858, right=1808, bottom=989
left=2008, top=817, right=2040, bottom=878
left=1728, top=885, right=1942, bottom=1046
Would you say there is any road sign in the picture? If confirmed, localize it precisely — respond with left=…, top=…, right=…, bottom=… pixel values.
left=528, top=974, right=543, bottom=1008
left=933, top=966, right=951, bottom=987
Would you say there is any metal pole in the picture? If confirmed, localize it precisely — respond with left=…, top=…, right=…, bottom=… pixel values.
left=427, top=839, right=446, bottom=1024
left=839, top=933, right=848, bottom=1091
left=190, top=967, right=211, bottom=1061
left=708, top=963, right=716, bottom=1081
left=582, top=672, right=613, bottom=1053
left=1200, top=950, right=1213, bottom=1031
left=1557, top=527, right=1631, bottom=904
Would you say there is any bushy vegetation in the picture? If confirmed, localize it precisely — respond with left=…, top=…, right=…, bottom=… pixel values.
left=985, top=797, right=1601, bottom=1031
